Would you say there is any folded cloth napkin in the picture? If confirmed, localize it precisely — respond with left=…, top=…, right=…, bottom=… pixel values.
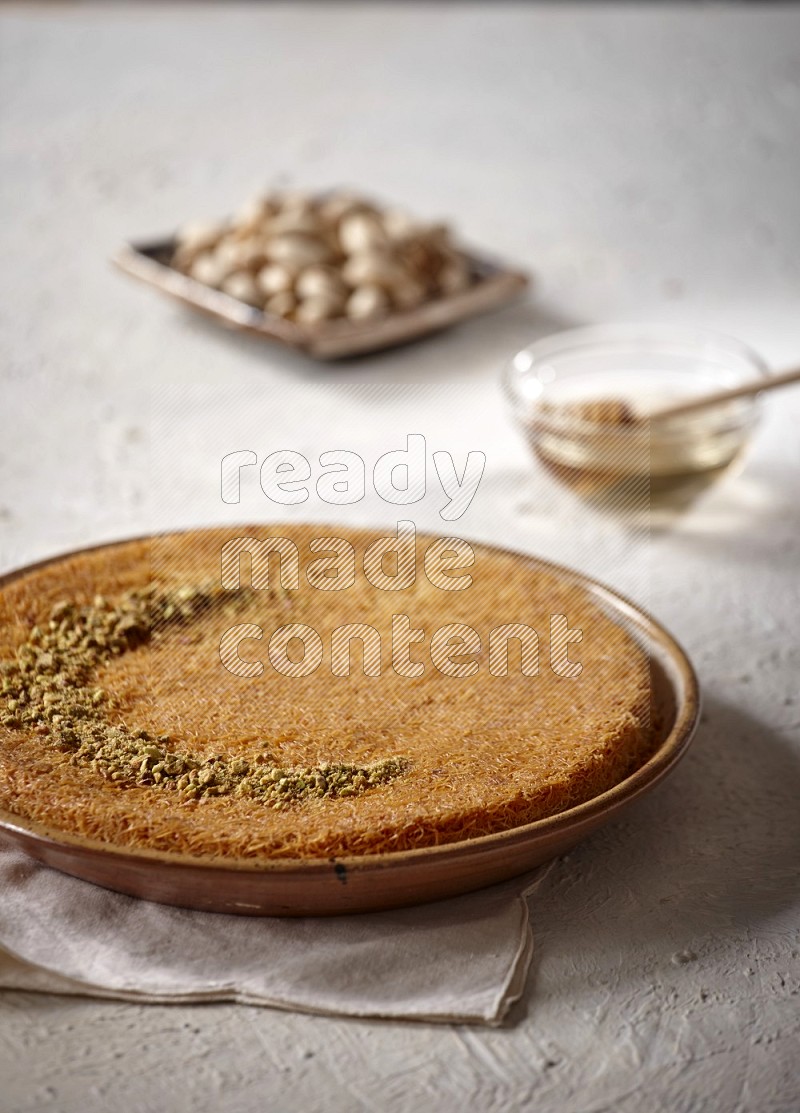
left=0, top=843, right=552, bottom=1025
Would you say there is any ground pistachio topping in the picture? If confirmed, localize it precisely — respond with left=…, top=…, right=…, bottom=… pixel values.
left=0, top=585, right=409, bottom=807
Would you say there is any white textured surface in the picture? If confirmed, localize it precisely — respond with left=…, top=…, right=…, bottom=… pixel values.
left=1, top=4, right=799, bottom=1111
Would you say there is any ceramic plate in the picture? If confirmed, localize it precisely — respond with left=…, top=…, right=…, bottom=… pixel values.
left=0, top=541, right=698, bottom=916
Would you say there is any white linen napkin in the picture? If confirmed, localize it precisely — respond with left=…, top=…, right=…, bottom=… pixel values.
left=0, top=843, right=552, bottom=1025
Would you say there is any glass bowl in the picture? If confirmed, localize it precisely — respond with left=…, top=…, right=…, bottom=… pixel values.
left=502, top=324, right=768, bottom=509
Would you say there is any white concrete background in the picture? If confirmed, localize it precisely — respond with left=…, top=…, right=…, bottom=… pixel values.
left=1, top=4, right=799, bottom=1111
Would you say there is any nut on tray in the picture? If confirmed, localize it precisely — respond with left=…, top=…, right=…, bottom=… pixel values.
left=116, top=188, right=529, bottom=359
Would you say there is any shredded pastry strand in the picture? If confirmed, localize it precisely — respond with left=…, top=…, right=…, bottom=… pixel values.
left=0, top=527, right=655, bottom=861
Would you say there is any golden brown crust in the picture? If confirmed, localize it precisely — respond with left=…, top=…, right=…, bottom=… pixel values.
left=0, top=527, right=654, bottom=861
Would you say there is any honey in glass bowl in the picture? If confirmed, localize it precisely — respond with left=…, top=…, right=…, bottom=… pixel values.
left=503, top=325, right=767, bottom=513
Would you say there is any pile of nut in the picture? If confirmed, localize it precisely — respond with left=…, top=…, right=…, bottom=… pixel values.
left=171, top=190, right=474, bottom=325
left=1, top=586, right=410, bottom=806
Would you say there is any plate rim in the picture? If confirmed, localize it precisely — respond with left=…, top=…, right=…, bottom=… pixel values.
left=0, top=527, right=700, bottom=877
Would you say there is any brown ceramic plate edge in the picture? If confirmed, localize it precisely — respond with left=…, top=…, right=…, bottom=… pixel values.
left=112, top=238, right=529, bottom=359
left=0, top=534, right=699, bottom=915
